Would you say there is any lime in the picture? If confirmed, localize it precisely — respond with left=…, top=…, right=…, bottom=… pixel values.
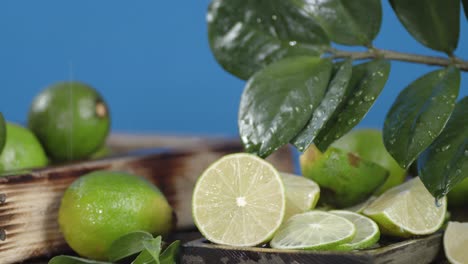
left=0, top=123, right=48, bottom=172
left=270, top=211, right=356, bottom=250
left=281, top=172, right=320, bottom=221
left=329, top=210, right=380, bottom=251
left=331, top=129, right=407, bottom=194
left=363, top=177, right=447, bottom=237
left=345, top=196, right=377, bottom=214
left=192, top=153, right=285, bottom=247
left=0, top=113, right=5, bottom=154
left=28, top=81, right=110, bottom=161
left=444, top=222, right=468, bottom=264
left=300, top=145, right=388, bottom=208
left=447, top=178, right=468, bottom=208
left=59, top=171, right=173, bottom=260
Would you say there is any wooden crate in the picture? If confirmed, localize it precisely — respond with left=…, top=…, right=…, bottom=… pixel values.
left=0, top=134, right=295, bottom=263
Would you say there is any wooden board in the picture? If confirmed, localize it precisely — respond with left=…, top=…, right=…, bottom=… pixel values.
left=0, top=134, right=294, bottom=263
left=180, top=233, right=443, bottom=264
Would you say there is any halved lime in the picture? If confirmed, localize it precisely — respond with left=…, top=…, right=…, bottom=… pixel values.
left=192, top=153, right=285, bottom=247
left=270, top=211, right=356, bottom=250
left=444, top=222, right=468, bottom=264
left=330, top=210, right=380, bottom=251
left=281, top=173, right=320, bottom=221
left=363, top=177, right=446, bottom=237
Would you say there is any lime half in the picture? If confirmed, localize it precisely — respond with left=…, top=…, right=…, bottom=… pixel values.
left=444, top=222, right=468, bottom=264
left=270, top=211, right=355, bottom=250
left=330, top=210, right=380, bottom=251
left=281, top=173, right=320, bottom=221
left=192, top=153, right=285, bottom=247
left=363, top=177, right=446, bottom=237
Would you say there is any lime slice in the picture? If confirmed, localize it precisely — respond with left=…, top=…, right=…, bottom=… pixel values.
left=444, top=222, right=468, bottom=264
left=345, top=196, right=377, bottom=214
left=281, top=173, right=320, bottom=221
left=192, top=153, right=285, bottom=247
left=270, top=211, right=356, bottom=250
left=363, top=177, right=447, bottom=237
left=329, top=210, right=380, bottom=250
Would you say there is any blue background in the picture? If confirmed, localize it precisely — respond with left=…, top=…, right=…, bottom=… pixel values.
left=1, top=0, right=467, bottom=137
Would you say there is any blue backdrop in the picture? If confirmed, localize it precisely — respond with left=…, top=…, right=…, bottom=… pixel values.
left=1, top=1, right=467, bottom=137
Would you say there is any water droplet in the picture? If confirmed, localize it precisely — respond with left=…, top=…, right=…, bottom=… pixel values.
left=465, top=150, right=468, bottom=157
left=355, top=90, right=363, bottom=96
left=441, top=145, right=451, bottom=151
left=363, top=95, right=375, bottom=102
left=271, top=15, right=277, bottom=20
left=435, top=198, right=443, bottom=207
left=348, top=99, right=355, bottom=105
left=289, top=41, right=297, bottom=46
left=256, top=18, right=262, bottom=23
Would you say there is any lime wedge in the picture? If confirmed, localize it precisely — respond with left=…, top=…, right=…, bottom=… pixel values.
left=444, top=222, right=468, bottom=264
left=363, top=177, right=446, bottom=237
left=270, top=211, right=356, bottom=250
left=281, top=173, right=320, bottom=221
left=345, top=196, right=377, bottom=214
left=330, top=210, right=380, bottom=250
left=192, top=153, right=285, bottom=247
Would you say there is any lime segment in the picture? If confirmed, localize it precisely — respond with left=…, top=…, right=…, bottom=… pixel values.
left=192, top=153, right=285, bottom=247
left=281, top=173, right=320, bottom=221
left=270, top=211, right=356, bottom=250
left=363, top=177, right=446, bottom=237
left=330, top=210, right=380, bottom=250
left=444, top=222, right=468, bottom=264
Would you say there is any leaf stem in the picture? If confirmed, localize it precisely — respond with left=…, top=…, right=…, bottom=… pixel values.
left=330, top=48, right=468, bottom=71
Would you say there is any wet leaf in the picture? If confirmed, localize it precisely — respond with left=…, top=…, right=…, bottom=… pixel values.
left=302, top=0, right=382, bottom=46
left=160, top=240, right=180, bottom=264
left=314, top=59, right=391, bottom=151
left=142, top=237, right=162, bottom=264
left=108, top=231, right=154, bottom=262
left=0, top=113, right=5, bottom=155
left=384, top=67, right=460, bottom=169
left=132, top=250, right=155, bottom=264
left=239, top=56, right=333, bottom=158
left=208, top=0, right=329, bottom=80
left=418, top=97, right=468, bottom=200
left=292, top=60, right=353, bottom=151
left=48, top=256, right=110, bottom=264
left=390, top=0, right=460, bottom=53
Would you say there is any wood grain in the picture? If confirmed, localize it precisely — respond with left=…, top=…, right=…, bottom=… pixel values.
left=0, top=135, right=294, bottom=263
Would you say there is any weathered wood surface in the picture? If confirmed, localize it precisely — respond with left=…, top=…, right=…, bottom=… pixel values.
left=180, top=233, right=443, bottom=264
left=0, top=134, right=294, bottom=264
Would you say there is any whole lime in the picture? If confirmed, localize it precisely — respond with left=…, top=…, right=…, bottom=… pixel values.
left=331, top=129, right=406, bottom=194
left=28, top=81, right=110, bottom=161
left=0, top=123, right=48, bottom=172
left=447, top=178, right=468, bottom=208
left=58, top=171, right=174, bottom=260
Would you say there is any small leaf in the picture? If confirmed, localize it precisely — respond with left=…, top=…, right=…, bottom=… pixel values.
left=208, top=0, right=330, bottom=80
left=292, top=60, right=353, bottom=151
left=302, top=0, right=382, bottom=46
left=108, top=231, right=154, bottom=262
left=239, top=56, right=333, bottom=157
left=463, top=0, right=468, bottom=20
left=390, top=0, right=460, bottom=53
left=160, top=240, right=180, bottom=264
left=384, top=67, right=460, bottom=169
left=0, top=113, right=5, bottom=154
left=132, top=250, right=155, bottom=264
left=48, top=256, right=111, bottom=264
left=314, top=59, right=391, bottom=151
left=418, top=96, right=468, bottom=200
left=143, top=237, right=162, bottom=264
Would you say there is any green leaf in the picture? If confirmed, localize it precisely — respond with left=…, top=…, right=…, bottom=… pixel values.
left=384, top=67, right=461, bottom=169
left=239, top=56, right=333, bottom=158
left=48, top=256, right=111, bottom=264
left=301, top=0, right=382, bottom=46
left=418, top=96, right=468, bottom=200
left=132, top=250, right=155, bottom=264
left=208, top=0, right=330, bottom=80
left=142, top=237, right=162, bottom=264
left=314, top=59, right=391, bottom=151
left=108, top=231, right=154, bottom=262
left=390, top=0, right=460, bottom=53
left=463, top=0, right=468, bottom=20
left=0, top=113, right=5, bottom=155
left=160, top=240, right=180, bottom=264
left=292, top=60, right=353, bottom=151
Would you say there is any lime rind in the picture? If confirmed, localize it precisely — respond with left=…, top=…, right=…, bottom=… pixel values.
left=444, top=222, right=468, bottom=264
left=363, top=177, right=447, bottom=237
left=329, top=210, right=380, bottom=251
left=270, top=211, right=356, bottom=250
left=192, top=153, right=286, bottom=247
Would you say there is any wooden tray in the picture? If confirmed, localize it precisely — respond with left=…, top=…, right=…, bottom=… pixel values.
left=0, top=134, right=294, bottom=263
left=180, top=234, right=443, bottom=264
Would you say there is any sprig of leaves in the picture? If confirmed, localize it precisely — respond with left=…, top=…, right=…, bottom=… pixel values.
left=208, top=0, right=467, bottom=199
left=49, top=232, right=179, bottom=264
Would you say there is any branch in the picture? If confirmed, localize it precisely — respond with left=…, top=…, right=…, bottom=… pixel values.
left=330, top=48, right=468, bottom=72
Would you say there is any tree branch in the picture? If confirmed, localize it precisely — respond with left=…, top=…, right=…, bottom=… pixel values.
left=330, top=48, right=468, bottom=72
